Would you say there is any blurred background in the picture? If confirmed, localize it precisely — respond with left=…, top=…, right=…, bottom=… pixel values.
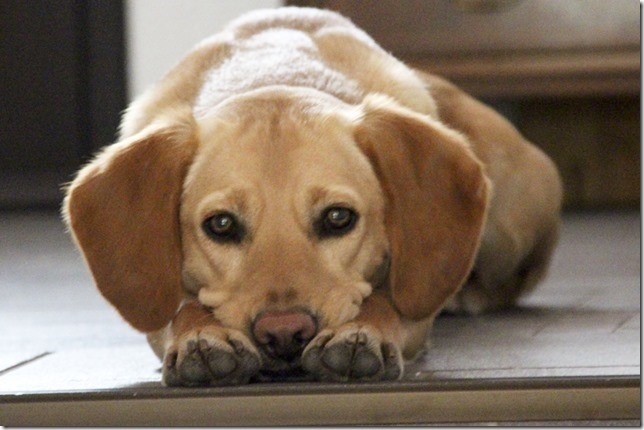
left=0, top=0, right=639, bottom=210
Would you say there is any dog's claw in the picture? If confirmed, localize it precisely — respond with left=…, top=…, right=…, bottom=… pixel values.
left=302, top=325, right=402, bottom=382
left=162, top=328, right=261, bottom=387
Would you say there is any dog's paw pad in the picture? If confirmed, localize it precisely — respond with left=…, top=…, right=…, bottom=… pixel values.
left=303, top=325, right=402, bottom=382
left=163, top=329, right=261, bottom=387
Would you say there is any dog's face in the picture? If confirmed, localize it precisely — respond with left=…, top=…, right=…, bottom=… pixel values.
left=64, top=87, right=489, bottom=376
left=180, top=92, right=388, bottom=372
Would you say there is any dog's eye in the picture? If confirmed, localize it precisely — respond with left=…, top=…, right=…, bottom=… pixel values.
left=316, top=206, right=358, bottom=238
left=203, top=212, right=244, bottom=243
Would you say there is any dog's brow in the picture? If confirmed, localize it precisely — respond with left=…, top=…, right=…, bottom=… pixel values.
left=309, top=186, right=362, bottom=211
left=197, top=188, right=253, bottom=219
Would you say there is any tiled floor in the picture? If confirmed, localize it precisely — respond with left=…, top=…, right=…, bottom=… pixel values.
left=407, top=211, right=640, bottom=384
left=0, top=210, right=640, bottom=425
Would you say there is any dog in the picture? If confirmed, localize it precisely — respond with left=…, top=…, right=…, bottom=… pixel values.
left=63, top=7, right=562, bottom=386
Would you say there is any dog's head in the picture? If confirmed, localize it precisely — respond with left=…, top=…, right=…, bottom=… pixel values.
left=64, top=88, right=489, bottom=373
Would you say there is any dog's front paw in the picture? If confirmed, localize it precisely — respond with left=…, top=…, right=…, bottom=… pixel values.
left=301, top=324, right=403, bottom=382
left=162, top=326, right=261, bottom=387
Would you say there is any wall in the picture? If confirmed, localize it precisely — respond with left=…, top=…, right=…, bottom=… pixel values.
left=126, top=0, right=282, bottom=99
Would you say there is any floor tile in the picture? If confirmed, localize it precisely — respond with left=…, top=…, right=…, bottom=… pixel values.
left=0, top=346, right=161, bottom=393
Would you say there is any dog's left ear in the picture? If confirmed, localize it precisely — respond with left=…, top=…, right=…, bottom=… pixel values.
left=354, top=95, right=490, bottom=320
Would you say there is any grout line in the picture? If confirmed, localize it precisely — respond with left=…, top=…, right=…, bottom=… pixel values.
left=528, top=295, right=598, bottom=337
left=0, top=352, right=52, bottom=376
left=415, top=365, right=641, bottom=375
left=610, top=312, right=640, bottom=334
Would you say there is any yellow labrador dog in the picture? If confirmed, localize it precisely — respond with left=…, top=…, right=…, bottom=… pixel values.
left=64, top=7, right=562, bottom=385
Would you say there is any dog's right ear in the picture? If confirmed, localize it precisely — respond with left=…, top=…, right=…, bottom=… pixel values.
left=353, top=95, right=490, bottom=321
left=63, top=111, right=199, bottom=333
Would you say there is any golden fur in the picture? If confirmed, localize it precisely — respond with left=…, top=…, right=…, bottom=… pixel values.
left=63, top=7, right=562, bottom=385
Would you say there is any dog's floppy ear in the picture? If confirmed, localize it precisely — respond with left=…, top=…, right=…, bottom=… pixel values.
left=354, top=96, right=490, bottom=320
left=63, top=112, right=198, bottom=332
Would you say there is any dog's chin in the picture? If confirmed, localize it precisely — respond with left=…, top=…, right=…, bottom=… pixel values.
left=254, top=354, right=314, bottom=382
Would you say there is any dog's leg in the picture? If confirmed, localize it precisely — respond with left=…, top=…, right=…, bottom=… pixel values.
left=444, top=217, right=560, bottom=315
left=302, top=292, right=409, bottom=382
left=161, top=300, right=261, bottom=386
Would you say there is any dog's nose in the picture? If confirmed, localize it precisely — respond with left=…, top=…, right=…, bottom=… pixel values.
left=252, top=309, right=317, bottom=362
